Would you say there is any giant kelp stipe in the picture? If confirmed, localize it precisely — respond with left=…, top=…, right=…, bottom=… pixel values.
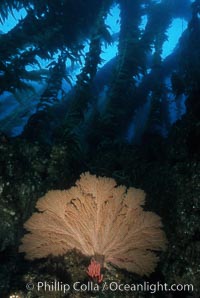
left=0, top=1, right=199, bottom=297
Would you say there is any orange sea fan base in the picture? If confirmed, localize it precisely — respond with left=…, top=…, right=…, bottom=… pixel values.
left=87, top=258, right=103, bottom=283
left=19, top=172, right=167, bottom=277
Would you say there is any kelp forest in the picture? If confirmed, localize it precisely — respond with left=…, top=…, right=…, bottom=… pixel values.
left=0, top=0, right=200, bottom=297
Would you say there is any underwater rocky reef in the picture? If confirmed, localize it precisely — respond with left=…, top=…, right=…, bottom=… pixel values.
left=0, top=0, right=200, bottom=297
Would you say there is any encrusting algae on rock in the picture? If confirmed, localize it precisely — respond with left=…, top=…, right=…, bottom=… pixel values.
left=19, top=172, right=167, bottom=278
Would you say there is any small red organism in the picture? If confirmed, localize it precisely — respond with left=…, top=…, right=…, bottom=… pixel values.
left=86, top=258, right=103, bottom=283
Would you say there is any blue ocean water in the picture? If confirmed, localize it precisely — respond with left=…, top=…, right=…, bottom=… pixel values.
left=0, top=1, right=193, bottom=139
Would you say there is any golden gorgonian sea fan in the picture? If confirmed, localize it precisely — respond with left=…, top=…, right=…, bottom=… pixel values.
left=19, top=172, right=167, bottom=276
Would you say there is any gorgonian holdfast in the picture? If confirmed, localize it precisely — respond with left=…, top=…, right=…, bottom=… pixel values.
left=19, top=172, right=167, bottom=278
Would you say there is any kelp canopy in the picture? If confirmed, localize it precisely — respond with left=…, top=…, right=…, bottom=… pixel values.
left=0, top=0, right=111, bottom=92
left=0, top=0, right=199, bottom=147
